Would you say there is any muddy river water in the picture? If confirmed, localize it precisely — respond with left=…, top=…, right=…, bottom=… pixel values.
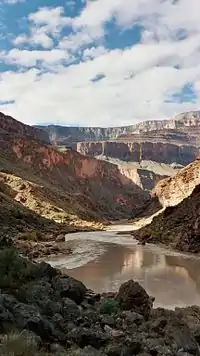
left=46, top=225, right=200, bottom=309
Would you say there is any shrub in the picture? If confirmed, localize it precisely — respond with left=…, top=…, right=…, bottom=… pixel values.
left=0, top=331, right=46, bottom=356
left=100, top=299, right=120, bottom=315
left=18, top=231, right=40, bottom=242
left=0, top=248, right=33, bottom=290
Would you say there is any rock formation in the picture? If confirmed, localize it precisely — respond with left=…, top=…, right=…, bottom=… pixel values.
left=37, top=110, right=200, bottom=145
left=77, top=140, right=199, bottom=166
left=134, top=184, right=200, bottom=253
left=0, top=248, right=200, bottom=356
left=0, top=111, right=149, bottom=255
left=37, top=111, right=200, bottom=193
left=152, top=159, right=200, bottom=207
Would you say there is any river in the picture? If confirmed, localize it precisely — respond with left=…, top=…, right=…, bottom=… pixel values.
left=46, top=224, right=200, bottom=310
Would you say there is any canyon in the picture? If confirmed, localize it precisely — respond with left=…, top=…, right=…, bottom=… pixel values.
left=37, top=110, right=200, bottom=193
left=2, top=109, right=200, bottom=355
left=0, top=111, right=150, bottom=258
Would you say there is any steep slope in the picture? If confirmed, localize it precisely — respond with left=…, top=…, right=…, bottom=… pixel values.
left=133, top=184, right=200, bottom=253
left=152, top=159, right=200, bottom=207
left=0, top=112, right=49, bottom=143
left=0, top=112, right=149, bottom=229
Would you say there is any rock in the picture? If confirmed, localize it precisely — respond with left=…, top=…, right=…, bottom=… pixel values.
left=49, top=343, right=67, bottom=355
left=52, top=275, right=87, bottom=304
left=80, top=345, right=106, bottom=356
left=104, top=325, right=124, bottom=338
left=138, top=241, right=146, bottom=245
left=62, top=297, right=81, bottom=320
left=35, top=261, right=60, bottom=279
left=67, top=327, right=108, bottom=349
left=101, top=314, right=116, bottom=327
left=121, top=311, right=144, bottom=326
left=115, top=280, right=153, bottom=318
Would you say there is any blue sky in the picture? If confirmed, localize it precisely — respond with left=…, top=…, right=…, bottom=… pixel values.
left=0, top=0, right=200, bottom=126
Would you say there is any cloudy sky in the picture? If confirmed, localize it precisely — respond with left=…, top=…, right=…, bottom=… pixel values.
left=0, top=0, right=200, bottom=126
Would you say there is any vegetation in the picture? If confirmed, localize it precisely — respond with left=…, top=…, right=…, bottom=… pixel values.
left=100, top=299, right=120, bottom=315
left=0, top=248, right=33, bottom=290
left=0, top=332, right=46, bottom=356
left=18, top=231, right=41, bottom=242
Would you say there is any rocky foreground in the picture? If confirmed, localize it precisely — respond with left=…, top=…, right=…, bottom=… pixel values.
left=1, top=247, right=200, bottom=356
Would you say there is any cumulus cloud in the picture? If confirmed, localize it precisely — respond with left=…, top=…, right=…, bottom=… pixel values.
left=0, top=48, right=70, bottom=67
left=1, top=0, right=200, bottom=126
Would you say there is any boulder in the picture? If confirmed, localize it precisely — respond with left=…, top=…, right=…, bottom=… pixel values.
left=115, top=280, right=153, bottom=318
left=52, top=275, right=87, bottom=304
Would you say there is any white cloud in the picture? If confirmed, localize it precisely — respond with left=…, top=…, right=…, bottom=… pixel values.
left=83, top=46, right=107, bottom=60
left=1, top=0, right=200, bottom=126
left=13, top=28, right=54, bottom=49
left=28, top=6, right=72, bottom=32
left=12, top=6, right=72, bottom=50
left=0, top=48, right=69, bottom=66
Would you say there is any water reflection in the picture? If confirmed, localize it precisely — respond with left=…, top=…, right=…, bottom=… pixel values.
left=47, top=234, right=200, bottom=309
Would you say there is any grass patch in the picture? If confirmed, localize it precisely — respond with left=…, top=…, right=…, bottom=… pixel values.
left=0, top=331, right=46, bottom=356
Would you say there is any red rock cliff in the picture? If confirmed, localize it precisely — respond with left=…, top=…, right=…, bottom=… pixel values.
left=0, top=112, right=149, bottom=220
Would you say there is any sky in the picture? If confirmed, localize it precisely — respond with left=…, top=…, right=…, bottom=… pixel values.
left=0, top=0, right=200, bottom=126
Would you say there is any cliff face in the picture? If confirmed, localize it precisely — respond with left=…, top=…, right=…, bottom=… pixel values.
left=37, top=110, right=200, bottom=145
left=77, top=141, right=199, bottom=166
left=0, top=113, right=149, bottom=226
left=153, top=160, right=200, bottom=207
left=134, top=184, right=200, bottom=253
left=0, top=112, right=49, bottom=144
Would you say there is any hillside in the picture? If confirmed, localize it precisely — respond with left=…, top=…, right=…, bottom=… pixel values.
left=0, top=111, right=49, bottom=143
left=152, top=159, right=200, bottom=207
left=133, top=184, right=200, bottom=253
left=0, top=111, right=149, bottom=254
left=129, top=158, right=200, bottom=252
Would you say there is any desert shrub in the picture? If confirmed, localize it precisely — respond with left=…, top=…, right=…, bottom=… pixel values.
left=0, top=331, right=46, bottom=356
left=18, top=231, right=39, bottom=242
left=0, top=248, right=33, bottom=290
left=100, top=299, right=120, bottom=315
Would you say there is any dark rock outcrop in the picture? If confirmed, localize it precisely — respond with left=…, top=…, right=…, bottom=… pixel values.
left=115, top=280, right=153, bottom=318
left=0, top=250, right=200, bottom=356
left=133, top=184, right=200, bottom=253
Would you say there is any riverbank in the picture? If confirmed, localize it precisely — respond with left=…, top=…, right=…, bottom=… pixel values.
left=1, top=247, right=200, bottom=356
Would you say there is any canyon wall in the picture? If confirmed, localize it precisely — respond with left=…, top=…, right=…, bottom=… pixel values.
left=0, top=113, right=149, bottom=221
left=37, top=110, right=200, bottom=145
left=77, top=141, right=199, bottom=166
left=153, top=159, right=200, bottom=207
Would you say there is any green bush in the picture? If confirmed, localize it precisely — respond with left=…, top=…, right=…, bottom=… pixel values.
left=0, top=248, right=33, bottom=290
left=100, top=299, right=119, bottom=315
